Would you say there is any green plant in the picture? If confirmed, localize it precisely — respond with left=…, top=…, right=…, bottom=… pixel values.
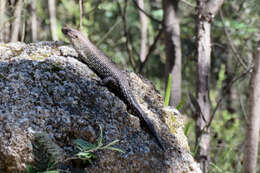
left=164, top=75, right=172, bottom=106
left=184, top=121, right=192, bottom=136
left=73, top=125, right=124, bottom=163
left=25, top=165, right=32, bottom=173
left=176, top=97, right=185, bottom=110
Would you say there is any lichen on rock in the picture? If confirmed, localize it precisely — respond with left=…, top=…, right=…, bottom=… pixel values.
left=0, top=42, right=201, bottom=173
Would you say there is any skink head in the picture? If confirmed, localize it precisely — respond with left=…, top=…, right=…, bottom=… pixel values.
left=62, top=27, right=83, bottom=41
left=62, top=26, right=102, bottom=61
left=62, top=26, right=93, bottom=55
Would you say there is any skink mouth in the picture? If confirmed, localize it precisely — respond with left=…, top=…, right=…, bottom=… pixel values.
left=61, top=27, right=70, bottom=35
left=62, top=27, right=78, bottom=39
left=62, top=27, right=75, bottom=37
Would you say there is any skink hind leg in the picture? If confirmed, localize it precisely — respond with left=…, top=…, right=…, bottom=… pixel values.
left=100, top=76, right=118, bottom=86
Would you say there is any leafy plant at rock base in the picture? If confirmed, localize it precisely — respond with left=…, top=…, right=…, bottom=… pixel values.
left=72, top=124, right=124, bottom=163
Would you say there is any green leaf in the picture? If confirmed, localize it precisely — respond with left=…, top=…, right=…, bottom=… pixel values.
left=25, top=165, right=31, bottom=173
left=210, top=162, right=225, bottom=172
left=176, top=97, right=185, bottom=110
left=73, top=139, right=96, bottom=151
left=193, top=131, right=203, bottom=157
left=105, top=146, right=125, bottom=153
left=97, top=124, right=103, bottom=147
left=152, top=9, right=163, bottom=21
left=224, top=144, right=235, bottom=160
left=77, top=152, right=96, bottom=158
left=164, top=75, right=172, bottom=106
left=184, top=122, right=192, bottom=136
left=103, top=139, right=120, bottom=148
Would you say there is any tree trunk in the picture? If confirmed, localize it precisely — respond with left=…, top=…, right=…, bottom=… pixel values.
left=137, top=0, right=148, bottom=63
left=242, top=41, right=260, bottom=173
left=31, top=0, right=37, bottom=42
left=48, top=0, right=58, bottom=40
left=11, top=0, right=24, bottom=42
left=195, top=16, right=211, bottom=173
left=20, top=17, right=25, bottom=42
left=0, top=0, right=6, bottom=42
left=163, top=0, right=182, bottom=107
left=195, top=0, right=224, bottom=172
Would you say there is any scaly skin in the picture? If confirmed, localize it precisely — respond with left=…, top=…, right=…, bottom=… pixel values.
left=62, top=27, right=164, bottom=150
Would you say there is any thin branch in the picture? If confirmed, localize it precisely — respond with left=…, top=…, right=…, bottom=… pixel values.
left=132, top=0, right=162, bottom=24
left=212, top=42, right=226, bottom=49
left=79, top=0, right=83, bottom=31
left=85, top=0, right=103, bottom=16
left=220, top=9, right=250, bottom=71
left=139, top=27, right=163, bottom=73
left=207, top=68, right=251, bottom=128
left=206, top=0, right=224, bottom=17
left=235, top=142, right=245, bottom=172
left=237, top=0, right=246, bottom=13
left=189, top=93, right=207, bottom=123
left=180, top=0, right=196, bottom=8
left=97, top=18, right=121, bottom=46
left=117, top=0, right=136, bottom=70
left=239, top=95, right=248, bottom=124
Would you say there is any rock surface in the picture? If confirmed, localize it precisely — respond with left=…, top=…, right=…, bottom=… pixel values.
left=0, top=42, right=201, bottom=173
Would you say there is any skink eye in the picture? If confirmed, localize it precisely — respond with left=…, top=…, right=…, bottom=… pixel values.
left=72, top=34, right=78, bottom=39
